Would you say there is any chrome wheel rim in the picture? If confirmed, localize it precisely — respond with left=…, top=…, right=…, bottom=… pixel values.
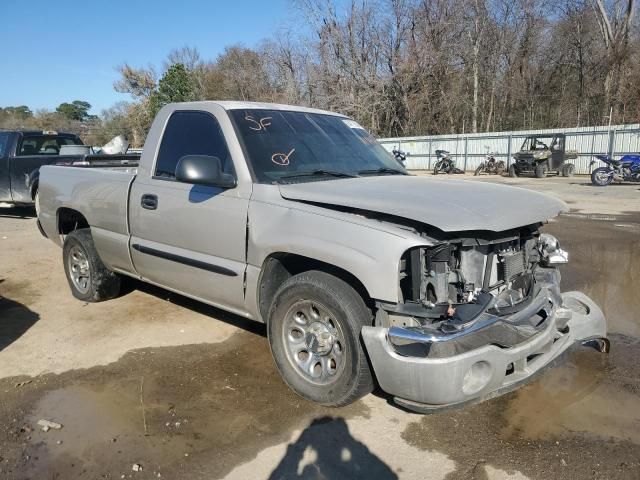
left=282, top=300, right=345, bottom=385
left=68, top=245, right=91, bottom=294
left=595, top=171, right=610, bottom=184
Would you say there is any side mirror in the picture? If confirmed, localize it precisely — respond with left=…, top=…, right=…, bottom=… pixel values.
left=175, top=155, right=236, bottom=189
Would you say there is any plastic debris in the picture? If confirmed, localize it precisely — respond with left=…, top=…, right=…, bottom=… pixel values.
left=37, top=419, right=62, bottom=431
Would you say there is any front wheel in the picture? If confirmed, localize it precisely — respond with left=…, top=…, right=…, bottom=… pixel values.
left=34, top=188, right=40, bottom=217
left=267, top=271, right=374, bottom=406
left=591, top=167, right=613, bottom=186
left=474, top=164, right=485, bottom=176
left=63, top=229, right=121, bottom=302
left=433, top=161, right=443, bottom=175
left=508, top=164, right=519, bottom=177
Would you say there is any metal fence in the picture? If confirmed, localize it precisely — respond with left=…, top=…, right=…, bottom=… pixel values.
left=379, top=124, right=640, bottom=174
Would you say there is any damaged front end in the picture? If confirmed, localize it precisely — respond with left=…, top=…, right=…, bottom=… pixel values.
left=362, top=225, right=608, bottom=412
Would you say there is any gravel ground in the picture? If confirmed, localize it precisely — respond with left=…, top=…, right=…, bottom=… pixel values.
left=1, top=174, right=639, bottom=479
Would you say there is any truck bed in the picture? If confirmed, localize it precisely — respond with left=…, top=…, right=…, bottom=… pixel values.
left=38, top=165, right=137, bottom=251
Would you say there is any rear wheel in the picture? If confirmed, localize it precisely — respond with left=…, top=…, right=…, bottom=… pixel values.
left=591, top=167, right=613, bottom=187
left=495, top=161, right=506, bottom=175
left=267, top=270, right=374, bottom=406
left=561, top=163, right=575, bottom=177
left=508, top=164, right=519, bottom=178
left=63, top=229, right=121, bottom=302
left=534, top=164, right=548, bottom=178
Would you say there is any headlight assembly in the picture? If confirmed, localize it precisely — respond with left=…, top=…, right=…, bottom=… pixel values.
left=539, top=233, right=568, bottom=265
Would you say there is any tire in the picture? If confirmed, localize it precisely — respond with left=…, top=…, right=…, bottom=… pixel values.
left=433, top=161, right=442, bottom=175
left=63, top=229, right=121, bottom=302
left=534, top=164, right=547, bottom=178
left=267, top=270, right=374, bottom=407
left=34, top=188, right=40, bottom=217
left=495, top=161, right=506, bottom=175
left=508, top=164, right=519, bottom=177
left=474, top=164, right=484, bottom=176
left=561, top=164, right=575, bottom=177
left=591, top=167, right=613, bottom=187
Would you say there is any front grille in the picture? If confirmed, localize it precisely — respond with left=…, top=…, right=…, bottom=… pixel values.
left=499, top=251, right=525, bottom=281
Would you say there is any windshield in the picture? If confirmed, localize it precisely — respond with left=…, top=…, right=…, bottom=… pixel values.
left=522, top=137, right=553, bottom=151
left=230, top=109, right=405, bottom=183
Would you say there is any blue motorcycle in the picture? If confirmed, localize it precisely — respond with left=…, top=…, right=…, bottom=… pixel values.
left=590, top=153, right=640, bottom=186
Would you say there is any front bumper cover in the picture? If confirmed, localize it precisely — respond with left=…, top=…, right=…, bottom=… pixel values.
left=361, top=291, right=607, bottom=412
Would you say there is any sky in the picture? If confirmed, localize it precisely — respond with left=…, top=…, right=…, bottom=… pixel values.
left=0, top=0, right=295, bottom=115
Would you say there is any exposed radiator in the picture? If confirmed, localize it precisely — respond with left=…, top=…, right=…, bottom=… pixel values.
left=499, top=250, right=526, bottom=281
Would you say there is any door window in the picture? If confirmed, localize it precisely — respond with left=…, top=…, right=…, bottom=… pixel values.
left=154, top=111, right=233, bottom=180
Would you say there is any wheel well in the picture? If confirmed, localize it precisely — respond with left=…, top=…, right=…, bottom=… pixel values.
left=257, top=253, right=373, bottom=322
left=57, top=208, right=89, bottom=235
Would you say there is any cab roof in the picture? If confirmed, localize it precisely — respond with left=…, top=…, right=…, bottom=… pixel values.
left=1, top=130, right=80, bottom=137
left=167, top=101, right=348, bottom=118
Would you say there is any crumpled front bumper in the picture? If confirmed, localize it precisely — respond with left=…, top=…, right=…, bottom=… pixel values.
left=361, top=291, right=608, bottom=412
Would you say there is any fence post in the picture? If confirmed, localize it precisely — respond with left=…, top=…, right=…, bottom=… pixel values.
left=506, top=135, right=512, bottom=167
left=464, top=136, right=469, bottom=171
left=608, top=129, right=616, bottom=158
left=428, top=139, right=433, bottom=170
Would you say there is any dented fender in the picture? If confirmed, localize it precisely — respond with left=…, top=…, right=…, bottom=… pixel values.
left=246, top=184, right=430, bottom=305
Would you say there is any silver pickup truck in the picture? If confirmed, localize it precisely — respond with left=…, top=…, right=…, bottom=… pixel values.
left=37, top=101, right=609, bottom=412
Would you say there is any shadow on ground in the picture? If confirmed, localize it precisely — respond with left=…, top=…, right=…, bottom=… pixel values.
left=570, top=181, right=640, bottom=187
left=0, top=206, right=36, bottom=219
left=130, top=279, right=267, bottom=337
left=0, top=280, right=40, bottom=351
left=268, top=416, right=397, bottom=480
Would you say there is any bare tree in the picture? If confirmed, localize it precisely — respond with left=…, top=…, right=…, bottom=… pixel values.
left=102, top=0, right=640, bottom=141
left=593, top=0, right=636, bottom=118
left=113, top=65, right=156, bottom=98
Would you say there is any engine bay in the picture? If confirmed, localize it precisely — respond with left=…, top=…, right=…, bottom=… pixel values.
left=393, top=224, right=567, bottom=329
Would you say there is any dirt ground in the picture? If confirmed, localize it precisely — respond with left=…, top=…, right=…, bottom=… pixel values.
left=1, top=174, right=639, bottom=480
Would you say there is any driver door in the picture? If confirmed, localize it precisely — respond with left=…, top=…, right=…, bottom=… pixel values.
left=129, top=110, right=250, bottom=313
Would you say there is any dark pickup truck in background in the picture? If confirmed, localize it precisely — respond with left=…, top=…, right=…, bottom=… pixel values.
left=0, top=130, right=85, bottom=206
left=0, top=130, right=140, bottom=208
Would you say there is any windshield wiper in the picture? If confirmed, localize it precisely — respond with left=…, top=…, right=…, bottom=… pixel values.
left=277, top=170, right=358, bottom=183
left=357, top=167, right=408, bottom=175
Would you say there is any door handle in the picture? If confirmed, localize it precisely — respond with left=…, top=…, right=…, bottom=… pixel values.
left=141, top=194, right=158, bottom=210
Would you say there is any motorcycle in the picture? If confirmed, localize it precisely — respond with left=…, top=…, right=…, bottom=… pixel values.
left=392, top=148, right=407, bottom=166
left=474, top=153, right=505, bottom=176
left=433, top=150, right=464, bottom=175
left=590, top=154, right=640, bottom=186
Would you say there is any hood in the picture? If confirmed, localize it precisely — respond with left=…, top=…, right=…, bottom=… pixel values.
left=278, top=176, right=567, bottom=232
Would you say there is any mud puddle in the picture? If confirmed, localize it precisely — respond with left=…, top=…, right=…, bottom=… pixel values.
left=402, top=338, right=640, bottom=479
left=548, top=212, right=640, bottom=337
left=0, top=332, right=368, bottom=479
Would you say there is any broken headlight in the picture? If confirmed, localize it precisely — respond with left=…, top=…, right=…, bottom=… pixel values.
left=538, top=233, right=568, bottom=265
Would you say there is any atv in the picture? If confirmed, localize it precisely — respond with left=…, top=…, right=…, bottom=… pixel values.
left=509, top=134, right=577, bottom=178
